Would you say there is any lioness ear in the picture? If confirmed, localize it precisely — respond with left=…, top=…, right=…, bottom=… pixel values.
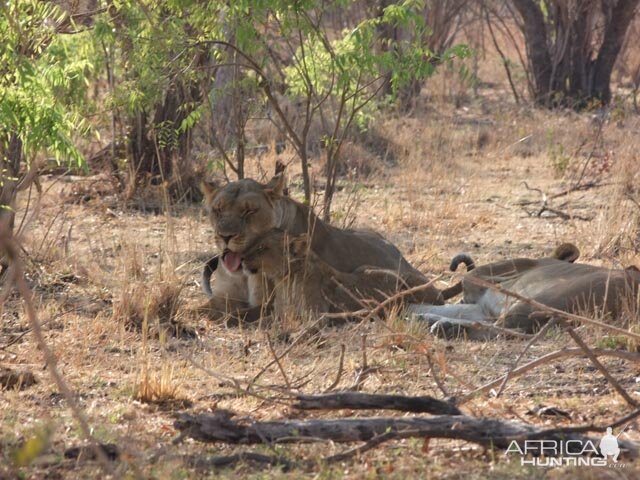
left=264, top=172, right=286, bottom=198
left=289, top=234, right=309, bottom=257
left=200, top=180, right=219, bottom=205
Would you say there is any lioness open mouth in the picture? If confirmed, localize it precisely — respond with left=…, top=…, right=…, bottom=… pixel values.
left=222, top=250, right=243, bottom=273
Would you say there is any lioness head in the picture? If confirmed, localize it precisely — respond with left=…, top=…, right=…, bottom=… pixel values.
left=241, top=230, right=310, bottom=278
left=201, top=174, right=286, bottom=274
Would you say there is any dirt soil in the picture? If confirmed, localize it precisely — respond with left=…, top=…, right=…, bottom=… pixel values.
left=2, top=99, right=640, bottom=479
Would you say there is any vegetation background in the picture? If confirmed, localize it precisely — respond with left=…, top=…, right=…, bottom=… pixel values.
left=1, top=1, right=640, bottom=478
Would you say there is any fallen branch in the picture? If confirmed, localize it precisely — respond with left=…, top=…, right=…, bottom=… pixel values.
left=520, top=182, right=591, bottom=221
left=294, top=392, right=461, bottom=415
left=174, top=410, right=637, bottom=458
left=459, top=347, right=640, bottom=405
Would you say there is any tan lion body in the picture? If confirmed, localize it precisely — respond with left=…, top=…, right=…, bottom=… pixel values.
left=241, top=230, right=441, bottom=320
left=409, top=244, right=640, bottom=340
left=200, top=174, right=441, bottom=321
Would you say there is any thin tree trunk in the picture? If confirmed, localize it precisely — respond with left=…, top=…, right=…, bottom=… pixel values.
left=592, top=0, right=640, bottom=103
left=0, top=135, right=23, bottom=232
left=511, top=0, right=639, bottom=106
left=511, top=0, right=552, bottom=104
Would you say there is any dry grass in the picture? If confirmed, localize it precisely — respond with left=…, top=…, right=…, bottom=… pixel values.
left=3, top=83, right=640, bottom=478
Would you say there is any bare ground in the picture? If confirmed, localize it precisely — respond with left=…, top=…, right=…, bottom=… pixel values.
left=2, top=98, right=640, bottom=479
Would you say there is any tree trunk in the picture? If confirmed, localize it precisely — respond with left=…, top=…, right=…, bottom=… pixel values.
left=511, top=0, right=552, bottom=104
left=376, top=0, right=397, bottom=97
left=0, top=135, right=23, bottom=233
left=592, top=0, right=640, bottom=103
left=128, top=84, right=191, bottom=183
left=511, top=0, right=640, bottom=107
left=127, top=77, right=203, bottom=200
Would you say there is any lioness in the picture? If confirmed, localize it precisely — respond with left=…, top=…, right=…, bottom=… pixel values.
left=408, top=244, right=640, bottom=340
left=240, top=229, right=441, bottom=319
left=200, top=173, right=442, bottom=320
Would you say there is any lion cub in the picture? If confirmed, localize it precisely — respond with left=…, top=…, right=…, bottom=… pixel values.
left=241, top=229, right=438, bottom=320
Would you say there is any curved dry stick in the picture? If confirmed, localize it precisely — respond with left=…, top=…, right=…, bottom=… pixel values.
left=464, top=320, right=534, bottom=339
left=265, top=332, right=292, bottom=391
left=564, top=325, right=637, bottom=406
left=182, top=353, right=290, bottom=406
left=324, top=431, right=397, bottom=463
left=324, top=344, right=346, bottom=393
left=495, top=319, right=557, bottom=397
left=362, top=276, right=442, bottom=323
left=1, top=232, right=113, bottom=473
left=460, top=347, right=640, bottom=405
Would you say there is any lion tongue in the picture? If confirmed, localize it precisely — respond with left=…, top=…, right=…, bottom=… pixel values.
left=223, top=252, right=242, bottom=272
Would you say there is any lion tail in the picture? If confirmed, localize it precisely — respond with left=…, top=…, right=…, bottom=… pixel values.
left=440, top=253, right=475, bottom=301
left=450, top=253, right=475, bottom=272
left=202, top=255, right=219, bottom=298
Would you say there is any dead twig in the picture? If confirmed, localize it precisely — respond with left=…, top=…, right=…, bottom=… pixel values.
left=265, top=332, right=292, bottom=391
left=330, top=276, right=371, bottom=311
left=350, top=334, right=373, bottom=391
left=459, top=347, right=640, bottom=405
left=495, top=319, right=557, bottom=398
left=570, top=116, right=606, bottom=190
left=520, top=182, right=590, bottom=221
left=626, top=192, right=640, bottom=211
left=361, top=276, right=442, bottom=323
left=425, top=352, right=449, bottom=398
left=528, top=406, right=640, bottom=440
left=0, top=328, right=32, bottom=350
left=464, top=320, right=534, bottom=339
left=324, top=431, right=398, bottom=463
left=249, top=313, right=354, bottom=387
left=183, top=353, right=291, bottom=406
left=563, top=325, right=638, bottom=406
left=323, top=344, right=345, bottom=392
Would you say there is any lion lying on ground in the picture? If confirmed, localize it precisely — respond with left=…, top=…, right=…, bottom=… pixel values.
left=408, top=244, right=640, bottom=340
left=199, top=173, right=442, bottom=321
left=240, top=229, right=441, bottom=322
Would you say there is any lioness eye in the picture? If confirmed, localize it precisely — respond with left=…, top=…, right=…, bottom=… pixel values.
left=243, top=208, right=257, bottom=218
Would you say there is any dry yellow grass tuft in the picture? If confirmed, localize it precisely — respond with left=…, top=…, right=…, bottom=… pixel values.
left=134, top=363, right=186, bottom=407
left=112, top=281, right=185, bottom=337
